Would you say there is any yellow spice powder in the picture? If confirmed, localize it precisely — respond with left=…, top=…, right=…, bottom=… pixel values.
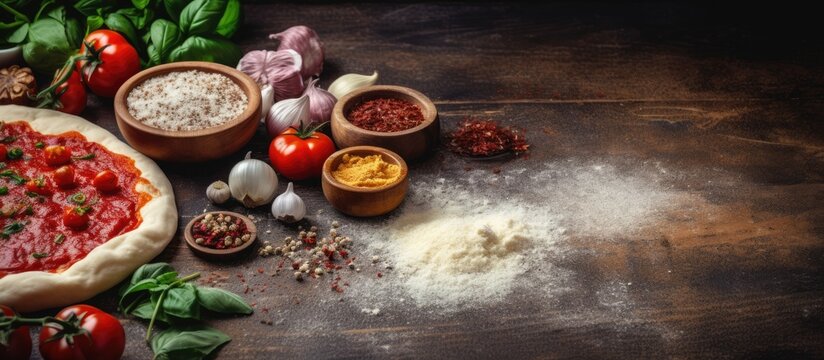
left=332, top=154, right=401, bottom=188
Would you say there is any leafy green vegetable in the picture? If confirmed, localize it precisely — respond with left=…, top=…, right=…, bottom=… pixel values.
left=179, top=0, right=226, bottom=36
left=119, top=263, right=251, bottom=359
left=169, top=35, right=241, bottom=66
left=163, top=284, right=200, bottom=319
left=164, top=0, right=191, bottom=20
left=149, top=19, right=182, bottom=65
left=132, top=0, right=151, bottom=10
left=196, top=287, right=253, bottom=315
left=215, top=0, right=240, bottom=38
left=22, top=13, right=82, bottom=74
left=105, top=12, right=145, bottom=56
left=151, top=326, right=230, bottom=360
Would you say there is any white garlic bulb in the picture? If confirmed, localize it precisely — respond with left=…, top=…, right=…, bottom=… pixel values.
left=327, top=71, right=378, bottom=99
left=271, top=182, right=306, bottom=223
left=303, top=78, right=336, bottom=124
left=266, top=94, right=310, bottom=137
left=206, top=180, right=231, bottom=204
left=260, top=84, right=274, bottom=123
left=228, top=152, right=278, bottom=208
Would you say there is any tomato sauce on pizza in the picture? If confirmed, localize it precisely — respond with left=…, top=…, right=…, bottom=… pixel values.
left=0, top=121, right=151, bottom=276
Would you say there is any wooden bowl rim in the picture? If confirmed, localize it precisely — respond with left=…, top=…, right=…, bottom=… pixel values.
left=332, top=85, right=437, bottom=137
left=184, top=211, right=258, bottom=257
left=114, top=61, right=261, bottom=138
left=322, top=145, right=409, bottom=193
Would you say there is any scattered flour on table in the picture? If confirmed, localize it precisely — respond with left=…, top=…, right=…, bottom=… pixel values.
left=343, top=159, right=679, bottom=313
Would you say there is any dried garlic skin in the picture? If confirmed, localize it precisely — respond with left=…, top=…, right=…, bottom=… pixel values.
left=0, top=65, right=36, bottom=105
left=328, top=71, right=378, bottom=100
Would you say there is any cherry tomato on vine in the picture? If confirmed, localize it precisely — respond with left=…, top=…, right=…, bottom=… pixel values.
left=0, top=305, right=32, bottom=360
left=76, top=30, right=141, bottom=98
left=39, top=304, right=124, bottom=360
left=92, top=170, right=118, bottom=193
left=269, top=125, right=336, bottom=180
left=44, top=145, right=72, bottom=167
left=55, top=71, right=87, bottom=115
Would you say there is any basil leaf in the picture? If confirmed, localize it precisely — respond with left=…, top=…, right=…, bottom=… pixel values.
left=169, top=35, right=241, bottom=66
left=196, top=287, right=253, bottom=315
left=64, top=16, right=83, bottom=51
left=86, top=15, right=103, bottom=33
left=73, top=0, right=108, bottom=17
left=215, top=0, right=240, bottom=38
left=155, top=271, right=179, bottom=284
left=130, top=263, right=175, bottom=285
left=122, top=278, right=158, bottom=298
left=115, top=7, right=152, bottom=30
left=22, top=17, right=74, bottom=74
left=150, top=19, right=182, bottom=63
left=104, top=12, right=145, bottom=58
left=132, top=0, right=151, bottom=10
left=4, top=23, right=28, bottom=44
left=151, top=326, right=230, bottom=360
left=179, top=0, right=226, bottom=36
left=130, top=299, right=155, bottom=320
left=148, top=43, right=161, bottom=66
left=164, top=0, right=191, bottom=20
left=163, top=283, right=200, bottom=319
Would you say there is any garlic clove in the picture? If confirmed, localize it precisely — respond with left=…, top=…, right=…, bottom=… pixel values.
left=271, top=182, right=306, bottom=223
left=260, top=84, right=274, bottom=123
left=303, top=78, right=337, bottom=124
left=206, top=180, right=231, bottom=204
left=270, top=26, right=324, bottom=78
left=228, top=152, right=279, bottom=208
left=266, top=94, right=310, bottom=138
left=327, top=71, right=379, bottom=100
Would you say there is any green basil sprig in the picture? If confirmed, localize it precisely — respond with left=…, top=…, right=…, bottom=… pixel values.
left=119, top=262, right=252, bottom=360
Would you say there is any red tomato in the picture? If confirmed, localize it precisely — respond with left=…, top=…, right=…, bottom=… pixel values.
left=0, top=305, right=32, bottom=360
left=25, top=177, right=52, bottom=196
left=63, top=207, right=90, bottom=230
left=269, top=127, right=336, bottom=180
left=92, top=170, right=118, bottom=192
left=76, top=30, right=141, bottom=98
left=0, top=144, right=6, bottom=161
left=53, top=166, right=76, bottom=189
left=55, top=71, right=87, bottom=115
left=44, top=145, right=72, bottom=167
left=39, top=305, right=125, bottom=360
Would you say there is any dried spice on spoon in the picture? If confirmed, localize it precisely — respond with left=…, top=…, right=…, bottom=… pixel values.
left=445, top=118, right=529, bottom=157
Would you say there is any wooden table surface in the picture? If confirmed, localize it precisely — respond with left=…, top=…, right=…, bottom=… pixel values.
left=24, top=3, right=824, bottom=359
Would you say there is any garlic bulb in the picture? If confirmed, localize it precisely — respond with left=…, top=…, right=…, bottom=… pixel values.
left=206, top=180, right=231, bottom=204
left=327, top=71, right=378, bottom=99
left=266, top=94, right=310, bottom=137
left=228, top=152, right=278, bottom=208
left=260, top=84, right=274, bottom=123
left=271, top=182, right=306, bottom=223
left=237, top=49, right=304, bottom=101
left=270, top=26, right=324, bottom=78
left=303, top=78, right=336, bottom=124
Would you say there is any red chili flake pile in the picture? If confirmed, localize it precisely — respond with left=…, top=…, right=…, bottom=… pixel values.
left=347, top=98, right=424, bottom=132
left=258, top=221, right=359, bottom=292
left=191, top=213, right=252, bottom=249
left=445, top=119, right=529, bottom=157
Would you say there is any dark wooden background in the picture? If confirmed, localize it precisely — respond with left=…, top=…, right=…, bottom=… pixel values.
left=23, top=2, right=824, bottom=359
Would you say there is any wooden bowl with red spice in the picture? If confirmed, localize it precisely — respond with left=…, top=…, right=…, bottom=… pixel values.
left=113, top=61, right=261, bottom=162
left=321, top=146, right=409, bottom=217
left=184, top=211, right=257, bottom=260
left=331, top=85, right=438, bottom=162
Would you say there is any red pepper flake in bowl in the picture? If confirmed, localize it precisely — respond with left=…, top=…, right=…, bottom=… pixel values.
left=445, top=118, right=529, bottom=157
left=347, top=98, right=424, bottom=132
left=191, top=212, right=252, bottom=249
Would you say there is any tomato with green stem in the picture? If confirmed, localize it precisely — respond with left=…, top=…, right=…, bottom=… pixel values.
left=75, top=30, right=141, bottom=98
left=63, top=206, right=90, bottom=230
left=269, top=123, right=336, bottom=181
left=0, top=305, right=32, bottom=360
left=38, top=304, right=125, bottom=360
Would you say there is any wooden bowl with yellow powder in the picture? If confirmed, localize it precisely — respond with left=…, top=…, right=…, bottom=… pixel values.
left=321, top=146, right=409, bottom=217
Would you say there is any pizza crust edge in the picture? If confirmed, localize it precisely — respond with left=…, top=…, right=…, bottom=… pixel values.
left=0, top=105, right=178, bottom=312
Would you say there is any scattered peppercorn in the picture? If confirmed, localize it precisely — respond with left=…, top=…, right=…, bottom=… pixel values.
left=191, top=213, right=252, bottom=249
